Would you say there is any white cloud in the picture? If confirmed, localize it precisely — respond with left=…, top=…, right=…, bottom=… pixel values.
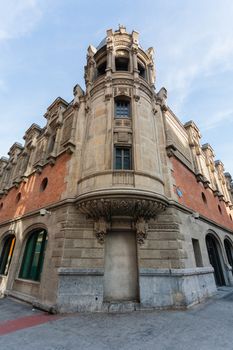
left=0, top=0, right=42, bottom=42
left=200, top=110, right=233, bottom=131
left=163, top=36, right=233, bottom=114
left=155, top=2, right=233, bottom=117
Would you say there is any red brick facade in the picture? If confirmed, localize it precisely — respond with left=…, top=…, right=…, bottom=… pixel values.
left=0, top=152, right=70, bottom=222
left=172, top=157, right=233, bottom=231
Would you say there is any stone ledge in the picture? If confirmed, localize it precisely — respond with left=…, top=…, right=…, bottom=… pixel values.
left=5, top=290, right=57, bottom=313
left=58, top=268, right=104, bottom=276
left=140, top=267, right=214, bottom=277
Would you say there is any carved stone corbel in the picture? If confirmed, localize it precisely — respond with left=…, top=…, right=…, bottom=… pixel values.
left=104, top=84, right=113, bottom=101
left=166, top=144, right=177, bottom=158
left=156, top=87, right=167, bottom=111
left=47, top=155, right=56, bottom=166
left=35, top=164, right=43, bottom=174
left=73, top=84, right=84, bottom=109
left=94, top=217, right=110, bottom=244
left=13, top=179, right=20, bottom=188
left=20, top=175, right=28, bottom=183
left=133, top=84, right=140, bottom=101
left=64, top=141, right=76, bottom=154
left=135, top=217, right=148, bottom=245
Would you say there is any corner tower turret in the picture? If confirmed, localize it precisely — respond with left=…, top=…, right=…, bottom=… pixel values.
left=77, top=26, right=169, bottom=238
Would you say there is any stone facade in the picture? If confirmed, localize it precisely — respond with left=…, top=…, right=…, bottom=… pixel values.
left=0, top=26, right=233, bottom=313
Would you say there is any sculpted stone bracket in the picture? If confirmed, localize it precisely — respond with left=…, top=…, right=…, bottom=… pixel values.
left=195, top=173, right=210, bottom=188
left=134, top=217, right=148, bottom=245
left=94, top=217, right=110, bottom=244
left=166, top=144, right=177, bottom=158
left=77, top=194, right=168, bottom=245
left=93, top=216, right=149, bottom=245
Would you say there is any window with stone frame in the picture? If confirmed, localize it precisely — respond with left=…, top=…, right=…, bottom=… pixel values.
left=62, top=115, right=73, bottom=145
left=115, top=50, right=129, bottom=71
left=138, top=60, right=146, bottom=79
left=96, top=56, right=107, bottom=77
left=47, top=134, right=56, bottom=155
left=114, top=147, right=131, bottom=170
left=115, top=97, right=131, bottom=118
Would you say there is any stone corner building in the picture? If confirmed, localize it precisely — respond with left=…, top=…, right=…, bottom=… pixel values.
left=0, top=26, right=233, bottom=313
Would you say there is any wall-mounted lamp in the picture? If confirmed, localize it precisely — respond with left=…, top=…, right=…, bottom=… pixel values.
left=39, top=208, right=52, bottom=216
left=192, top=212, right=199, bottom=219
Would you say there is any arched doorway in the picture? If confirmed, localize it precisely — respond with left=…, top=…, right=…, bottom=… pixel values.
left=206, top=234, right=225, bottom=286
left=224, top=238, right=233, bottom=274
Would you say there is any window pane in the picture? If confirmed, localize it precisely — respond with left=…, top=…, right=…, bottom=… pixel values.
left=123, top=149, right=130, bottom=169
left=19, top=234, right=36, bottom=279
left=30, top=232, right=43, bottom=280
left=19, top=229, right=47, bottom=281
left=37, top=234, right=48, bottom=281
left=115, top=57, right=129, bottom=71
left=115, top=101, right=129, bottom=118
left=115, top=148, right=122, bottom=169
left=115, top=147, right=131, bottom=170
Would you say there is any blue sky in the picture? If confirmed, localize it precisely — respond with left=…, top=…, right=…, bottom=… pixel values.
left=0, top=0, right=232, bottom=174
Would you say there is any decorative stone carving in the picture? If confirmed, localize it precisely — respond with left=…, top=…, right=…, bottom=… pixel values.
left=166, top=144, right=177, bottom=157
left=104, top=85, right=112, bottom=100
left=35, top=164, right=43, bottom=174
left=73, top=84, right=84, bottom=109
left=113, top=79, right=133, bottom=86
left=135, top=217, right=148, bottom=245
left=114, top=86, right=131, bottom=97
left=47, top=155, right=56, bottom=166
left=94, top=217, right=110, bottom=244
left=76, top=194, right=168, bottom=221
left=156, top=87, right=167, bottom=111
left=195, top=173, right=210, bottom=188
left=62, top=115, right=74, bottom=145
left=12, top=179, right=20, bottom=188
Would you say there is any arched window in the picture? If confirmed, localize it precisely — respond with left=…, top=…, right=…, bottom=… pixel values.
left=224, top=238, right=233, bottom=273
left=0, top=234, right=16, bottom=275
left=47, top=134, right=56, bottom=154
left=206, top=234, right=225, bottom=286
left=40, top=177, right=48, bottom=192
left=115, top=50, right=129, bottom=71
left=201, top=192, right=207, bottom=204
left=138, top=61, right=146, bottom=79
left=19, top=229, right=47, bottom=281
left=96, top=60, right=107, bottom=77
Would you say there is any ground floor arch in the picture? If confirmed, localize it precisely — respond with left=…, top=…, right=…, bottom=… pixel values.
left=206, top=233, right=225, bottom=286
left=224, top=238, right=233, bottom=274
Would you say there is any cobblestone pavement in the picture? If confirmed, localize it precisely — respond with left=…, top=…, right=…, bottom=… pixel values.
left=0, top=287, right=233, bottom=350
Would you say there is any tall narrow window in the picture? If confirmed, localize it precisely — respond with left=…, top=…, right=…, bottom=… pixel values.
left=115, top=50, right=129, bottom=71
left=115, top=147, right=131, bottom=170
left=138, top=62, right=146, bottom=78
left=97, top=61, right=106, bottom=77
left=19, top=229, right=47, bottom=281
left=115, top=99, right=130, bottom=118
left=0, top=235, right=16, bottom=275
left=47, top=134, right=56, bottom=154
